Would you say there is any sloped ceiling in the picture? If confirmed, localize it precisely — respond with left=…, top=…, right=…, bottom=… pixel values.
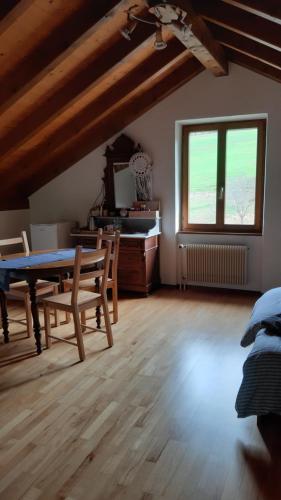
left=0, top=0, right=280, bottom=210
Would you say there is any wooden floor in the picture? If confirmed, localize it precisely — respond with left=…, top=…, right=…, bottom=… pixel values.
left=0, top=288, right=279, bottom=500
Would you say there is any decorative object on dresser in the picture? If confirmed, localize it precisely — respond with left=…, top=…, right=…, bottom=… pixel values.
left=129, top=151, right=153, bottom=201
left=42, top=244, right=113, bottom=362
left=129, top=200, right=160, bottom=218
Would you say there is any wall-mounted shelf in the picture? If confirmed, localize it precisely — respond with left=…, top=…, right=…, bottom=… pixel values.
left=94, top=216, right=161, bottom=236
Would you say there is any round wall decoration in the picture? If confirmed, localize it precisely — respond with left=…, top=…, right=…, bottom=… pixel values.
left=129, top=152, right=153, bottom=201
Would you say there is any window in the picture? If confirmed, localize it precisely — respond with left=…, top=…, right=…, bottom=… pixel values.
left=181, top=119, right=266, bottom=233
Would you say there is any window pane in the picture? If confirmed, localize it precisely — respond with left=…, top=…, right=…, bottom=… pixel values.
left=225, top=128, right=257, bottom=225
left=188, top=130, right=218, bottom=224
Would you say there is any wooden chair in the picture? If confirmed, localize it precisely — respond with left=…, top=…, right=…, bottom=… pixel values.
left=42, top=244, right=113, bottom=361
left=63, top=229, right=120, bottom=324
left=0, top=231, right=59, bottom=337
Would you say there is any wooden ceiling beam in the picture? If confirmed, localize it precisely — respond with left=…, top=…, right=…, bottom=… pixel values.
left=0, top=0, right=29, bottom=34
left=227, top=48, right=281, bottom=83
left=0, top=197, right=29, bottom=211
left=148, top=0, right=228, bottom=76
left=0, top=22, right=155, bottom=166
left=0, top=37, right=187, bottom=182
left=11, top=58, right=203, bottom=196
left=0, top=0, right=124, bottom=115
left=207, top=22, right=281, bottom=70
left=0, top=0, right=96, bottom=79
left=196, top=0, right=281, bottom=51
left=222, top=0, right=281, bottom=25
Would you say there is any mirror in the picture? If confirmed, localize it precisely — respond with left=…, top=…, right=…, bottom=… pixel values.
left=113, top=162, right=136, bottom=208
left=103, top=134, right=140, bottom=213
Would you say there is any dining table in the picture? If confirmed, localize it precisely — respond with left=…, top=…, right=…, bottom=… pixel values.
left=0, top=248, right=99, bottom=355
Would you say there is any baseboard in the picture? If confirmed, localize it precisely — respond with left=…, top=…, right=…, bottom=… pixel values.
left=160, top=283, right=261, bottom=296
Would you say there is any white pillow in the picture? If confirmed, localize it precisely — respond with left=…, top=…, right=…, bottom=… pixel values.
left=241, top=287, right=281, bottom=347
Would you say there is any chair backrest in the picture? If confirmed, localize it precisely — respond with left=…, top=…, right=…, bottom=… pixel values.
left=96, top=229, right=120, bottom=281
left=71, top=243, right=112, bottom=305
left=0, top=230, right=29, bottom=256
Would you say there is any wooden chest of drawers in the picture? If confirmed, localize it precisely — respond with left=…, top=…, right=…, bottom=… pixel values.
left=71, top=233, right=160, bottom=295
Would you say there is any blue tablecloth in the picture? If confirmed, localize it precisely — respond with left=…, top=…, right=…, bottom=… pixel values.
left=0, top=249, right=92, bottom=291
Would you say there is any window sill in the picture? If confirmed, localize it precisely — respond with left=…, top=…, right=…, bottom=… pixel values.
left=178, top=231, right=262, bottom=236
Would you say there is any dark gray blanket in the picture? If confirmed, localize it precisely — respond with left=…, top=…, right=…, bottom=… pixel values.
left=261, top=314, right=281, bottom=336
left=236, top=329, right=281, bottom=417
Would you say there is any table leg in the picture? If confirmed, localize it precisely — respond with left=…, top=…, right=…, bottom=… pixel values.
left=0, top=289, right=9, bottom=343
left=28, top=279, right=42, bottom=354
left=95, top=277, right=101, bottom=329
left=59, top=272, right=66, bottom=293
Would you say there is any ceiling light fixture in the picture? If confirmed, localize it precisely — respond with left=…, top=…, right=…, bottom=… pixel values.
left=120, top=5, right=168, bottom=50
left=154, top=26, right=167, bottom=50
left=121, top=3, right=190, bottom=52
left=120, top=17, right=138, bottom=40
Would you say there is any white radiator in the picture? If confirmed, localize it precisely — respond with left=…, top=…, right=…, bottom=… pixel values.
left=178, top=244, right=248, bottom=289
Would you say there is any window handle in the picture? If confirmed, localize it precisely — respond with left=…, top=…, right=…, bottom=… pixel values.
left=219, top=186, right=224, bottom=200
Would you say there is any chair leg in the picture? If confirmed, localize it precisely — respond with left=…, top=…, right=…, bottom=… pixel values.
left=81, top=310, right=86, bottom=332
left=44, top=306, right=51, bottom=349
left=73, top=309, right=85, bottom=361
left=53, top=286, right=59, bottom=327
left=102, top=298, right=113, bottom=347
left=25, top=294, right=33, bottom=337
left=112, top=283, right=118, bottom=324
left=65, top=312, right=71, bottom=324
left=53, top=309, right=59, bottom=327
left=63, top=282, right=72, bottom=324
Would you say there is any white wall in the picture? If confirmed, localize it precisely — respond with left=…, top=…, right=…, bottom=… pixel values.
left=29, top=63, right=281, bottom=292
left=30, top=143, right=106, bottom=227
left=0, top=210, right=30, bottom=240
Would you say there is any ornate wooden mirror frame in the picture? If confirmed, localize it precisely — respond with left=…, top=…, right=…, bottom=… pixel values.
left=103, top=134, right=140, bottom=213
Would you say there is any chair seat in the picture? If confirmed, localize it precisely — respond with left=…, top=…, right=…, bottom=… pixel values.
left=43, top=290, right=101, bottom=311
left=7, top=280, right=57, bottom=297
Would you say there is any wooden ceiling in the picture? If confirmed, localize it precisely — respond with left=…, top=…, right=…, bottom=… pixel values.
left=0, top=0, right=280, bottom=210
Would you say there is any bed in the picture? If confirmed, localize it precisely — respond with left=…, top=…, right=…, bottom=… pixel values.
left=236, top=287, right=281, bottom=418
